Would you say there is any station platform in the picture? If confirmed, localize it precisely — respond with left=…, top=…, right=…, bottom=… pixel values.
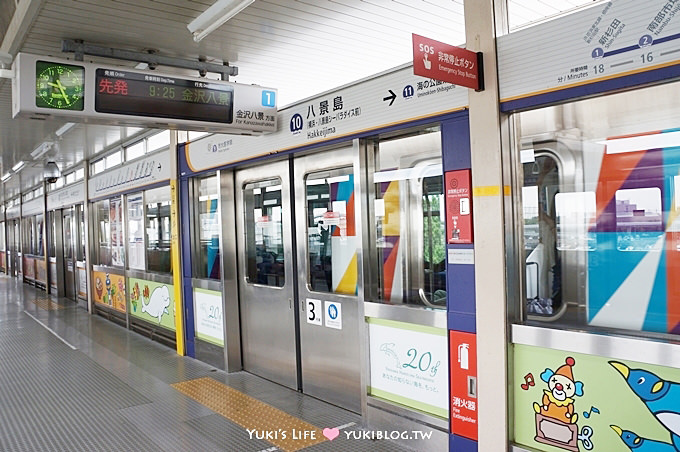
left=0, top=275, right=417, bottom=452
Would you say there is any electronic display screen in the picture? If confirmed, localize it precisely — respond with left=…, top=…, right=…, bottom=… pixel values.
left=94, top=69, right=234, bottom=124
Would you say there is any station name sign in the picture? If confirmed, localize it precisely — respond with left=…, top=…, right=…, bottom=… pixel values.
left=412, top=34, right=483, bottom=91
left=12, top=53, right=277, bottom=134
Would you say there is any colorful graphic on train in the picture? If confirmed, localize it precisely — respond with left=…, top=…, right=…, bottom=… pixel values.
left=588, top=129, right=680, bottom=334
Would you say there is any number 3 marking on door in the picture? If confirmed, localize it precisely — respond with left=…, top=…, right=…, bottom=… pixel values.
left=306, top=298, right=322, bottom=325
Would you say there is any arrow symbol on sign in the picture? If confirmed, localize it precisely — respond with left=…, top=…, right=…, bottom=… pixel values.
left=158, top=164, right=162, bottom=171
left=383, top=89, right=396, bottom=106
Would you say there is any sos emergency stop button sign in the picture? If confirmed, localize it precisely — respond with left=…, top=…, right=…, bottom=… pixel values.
left=412, top=34, right=483, bottom=91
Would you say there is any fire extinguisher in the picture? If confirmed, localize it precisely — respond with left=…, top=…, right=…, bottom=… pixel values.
left=458, top=343, right=469, bottom=370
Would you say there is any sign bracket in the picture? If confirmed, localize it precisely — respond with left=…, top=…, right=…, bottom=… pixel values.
left=62, top=39, right=237, bottom=80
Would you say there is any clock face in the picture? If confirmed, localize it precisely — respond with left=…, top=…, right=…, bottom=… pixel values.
left=35, top=61, right=85, bottom=110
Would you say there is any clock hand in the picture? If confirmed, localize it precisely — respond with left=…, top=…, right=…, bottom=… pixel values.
left=55, top=79, right=69, bottom=101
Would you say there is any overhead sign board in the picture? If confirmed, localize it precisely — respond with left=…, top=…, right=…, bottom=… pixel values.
left=88, top=149, right=170, bottom=199
left=498, top=0, right=680, bottom=108
left=46, top=181, right=85, bottom=211
left=12, top=53, right=277, bottom=134
left=412, top=34, right=483, bottom=91
left=185, top=63, right=469, bottom=173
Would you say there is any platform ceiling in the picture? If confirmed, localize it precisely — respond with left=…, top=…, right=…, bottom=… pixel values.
left=0, top=0, right=595, bottom=199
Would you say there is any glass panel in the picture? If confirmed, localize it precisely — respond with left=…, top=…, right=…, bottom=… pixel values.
left=63, top=212, right=73, bottom=259
left=243, top=179, right=284, bottom=287
left=75, top=168, right=84, bottom=181
left=188, top=131, right=209, bottom=141
left=95, top=199, right=110, bottom=265
left=105, top=150, right=122, bottom=169
left=147, top=130, right=170, bottom=152
left=76, top=205, right=86, bottom=261
left=92, top=159, right=105, bottom=175
left=196, top=175, right=220, bottom=280
left=145, top=186, right=171, bottom=273
left=127, top=194, right=145, bottom=270
left=65, top=172, right=75, bottom=184
left=516, top=81, right=680, bottom=336
left=126, top=140, right=145, bottom=161
left=110, top=197, right=124, bottom=266
left=368, top=128, right=446, bottom=309
left=0, top=222, right=5, bottom=252
left=305, top=168, right=357, bottom=294
left=47, top=212, right=56, bottom=257
left=35, top=214, right=44, bottom=257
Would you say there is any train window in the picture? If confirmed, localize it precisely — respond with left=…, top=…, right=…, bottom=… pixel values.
left=614, top=188, right=662, bottom=252
left=63, top=211, right=73, bottom=260
left=145, top=186, right=171, bottom=274
left=76, top=205, right=86, bottom=262
left=0, top=222, right=5, bottom=252
left=243, top=179, right=285, bottom=287
left=195, top=175, right=221, bottom=280
left=367, top=128, right=446, bottom=309
left=127, top=193, right=145, bottom=270
left=305, top=168, right=357, bottom=294
left=94, top=199, right=110, bottom=266
left=515, top=81, right=680, bottom=337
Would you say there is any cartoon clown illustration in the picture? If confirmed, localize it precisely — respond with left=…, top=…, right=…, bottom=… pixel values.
left=533, top=357, right=584, bottom=452
left=534, top=357, right=584, bottom=424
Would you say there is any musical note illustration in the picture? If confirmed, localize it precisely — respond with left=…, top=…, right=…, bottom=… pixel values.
left=582, top=406, right=600, bottom=418
left=520, top=373, right=535, bottom=390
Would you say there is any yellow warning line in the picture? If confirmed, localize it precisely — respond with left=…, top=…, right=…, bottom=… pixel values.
left=31, top=297, right=66, bottom=311
left=172, top=377, right=327, bottom=451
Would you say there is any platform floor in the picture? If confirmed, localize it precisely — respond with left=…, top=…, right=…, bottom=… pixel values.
left=0, top=275, right=425, bottom=452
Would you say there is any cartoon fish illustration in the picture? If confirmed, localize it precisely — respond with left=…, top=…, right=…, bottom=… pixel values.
left=141, top=285, right=171, bottom=323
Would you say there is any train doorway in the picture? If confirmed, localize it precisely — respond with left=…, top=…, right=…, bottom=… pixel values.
left=235, top=146, right=361, bottom=413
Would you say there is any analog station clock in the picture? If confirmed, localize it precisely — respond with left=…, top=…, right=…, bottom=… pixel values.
left=35, top=61, right=85, bottom=110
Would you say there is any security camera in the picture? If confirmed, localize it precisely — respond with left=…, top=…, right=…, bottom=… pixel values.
left=44, top=161, right=60, bottom=184
left=0, top=51, right=12, bottom=68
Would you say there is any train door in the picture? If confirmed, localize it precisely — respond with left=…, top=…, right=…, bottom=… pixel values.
left=236, top=160, right=297, bottom=390
left=235, top=147, right=361, bottom=411
left=63, top=206, right=76, bottom=300
left=294, top=148, right=361, bottom=412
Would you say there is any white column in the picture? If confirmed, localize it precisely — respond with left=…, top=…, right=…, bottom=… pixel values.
left=464, top=0, right=510, bottom=450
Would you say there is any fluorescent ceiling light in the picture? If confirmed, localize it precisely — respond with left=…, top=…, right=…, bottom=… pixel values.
left=12, top=161, right=25, bottom=172
left=55, top=122, right=76, bottom=137
left=1, top=173, right=11, bottom=182
left=599, top=131, right=680, bottom=154
left=187, top=0, right=255, bottom=42
left=30, top=142, right=52, bottom=160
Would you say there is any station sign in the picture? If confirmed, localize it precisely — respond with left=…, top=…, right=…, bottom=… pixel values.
left=12, top=53, right=277, bottom=134
left=412, top=34, right=483, bottom=91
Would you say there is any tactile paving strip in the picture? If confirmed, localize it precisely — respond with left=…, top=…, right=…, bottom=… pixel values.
left=31, top=296, right=66, bottom=310
left=172, top=377, right=327, bottom=452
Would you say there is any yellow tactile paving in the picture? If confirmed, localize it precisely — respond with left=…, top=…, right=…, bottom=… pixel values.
left=172, top=377, right=327, bottom=452
left=31, top=297, right=66, bottom=311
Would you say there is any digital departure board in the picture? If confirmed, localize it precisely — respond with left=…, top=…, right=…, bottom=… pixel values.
left=94, top=69, right=234, bottom=123
left=14, top=53, right=277, bottom=134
